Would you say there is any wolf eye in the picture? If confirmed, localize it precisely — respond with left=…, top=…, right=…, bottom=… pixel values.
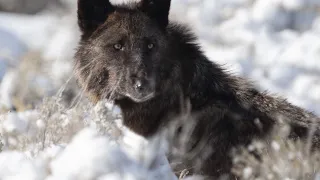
left=114, top=44, right=123, bottom=50
left=147, top=43, right=154, bottom=49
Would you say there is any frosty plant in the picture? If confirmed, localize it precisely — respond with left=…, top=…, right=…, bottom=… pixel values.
left=0, top=93, right=182, bottom=179
left=0, top=96, right=82, bottom=154
left=232, top=115, right=320, bottom=180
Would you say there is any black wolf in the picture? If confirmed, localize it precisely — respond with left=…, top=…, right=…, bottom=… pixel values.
left=74, top=0, right=320, bottom=178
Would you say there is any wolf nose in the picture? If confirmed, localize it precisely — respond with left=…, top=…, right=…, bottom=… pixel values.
left=134, top=80, right=143, bottom=91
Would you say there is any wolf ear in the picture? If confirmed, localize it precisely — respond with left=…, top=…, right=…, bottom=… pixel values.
left=139, top=0, right=171, bottom=28
left=77, top=0, right=115, bottom=38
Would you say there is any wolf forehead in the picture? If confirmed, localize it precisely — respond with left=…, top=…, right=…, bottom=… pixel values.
left=91, top=12, right=165, bottom=42
left=77, top=0, right=171, bottom=41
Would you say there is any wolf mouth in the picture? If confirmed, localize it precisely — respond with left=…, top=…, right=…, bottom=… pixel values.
left=124, top=92, right=155, bottom=103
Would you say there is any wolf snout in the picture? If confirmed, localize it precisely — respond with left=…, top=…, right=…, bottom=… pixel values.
left=125, top=75, right=155, bottom=102
left=132, top=77, right=154, bottom=93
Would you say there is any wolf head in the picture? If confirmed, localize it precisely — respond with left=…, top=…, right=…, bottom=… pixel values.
left=74, top=0, right=174, bottom=103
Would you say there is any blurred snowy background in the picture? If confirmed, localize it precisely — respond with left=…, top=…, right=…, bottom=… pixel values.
left=0, top=0, right=320, bottom=179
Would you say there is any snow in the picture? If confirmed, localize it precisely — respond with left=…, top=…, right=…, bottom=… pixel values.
left=0, top=12, right=59, bottom=51
left=2, top=112, right=29, bottom=134
left=48, top=128, right=125, bottom=180
left=0, top=0, right=319, bottom=179
left=0, top=29, right=26, bottom=81
left=0, top=151, right=47, bottom=180
left=0, top=126, right=177, bottom=180
left=0, top=70, right=18, bottom=109
left=48, top=128, right=175, bottom=180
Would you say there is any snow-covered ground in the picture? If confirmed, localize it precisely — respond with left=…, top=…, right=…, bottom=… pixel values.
left=0, top=0, right=319, bottom=179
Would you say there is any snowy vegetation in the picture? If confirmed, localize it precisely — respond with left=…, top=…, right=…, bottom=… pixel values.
left=0, top=0, right=320, bottom=179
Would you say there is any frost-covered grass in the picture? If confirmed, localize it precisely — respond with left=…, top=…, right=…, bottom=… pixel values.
left=0, top=97, right=179, bottom=180
left=0, top=0, right=320, bottom=179
left=232, top=120, right=320, bottom=180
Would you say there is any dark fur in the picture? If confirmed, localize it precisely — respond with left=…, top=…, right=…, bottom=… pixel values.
left=74, top=0, right=320, bottom=178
